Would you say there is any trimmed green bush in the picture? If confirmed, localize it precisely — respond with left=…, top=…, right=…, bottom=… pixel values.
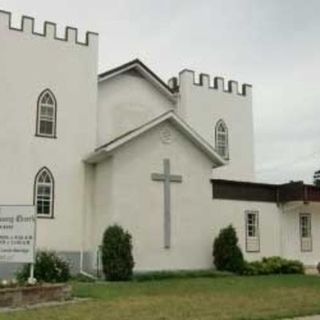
left=133, top=270, right=232, bottom=282
left=101, top=225, right=134, bottom=281
left=16, top=251, right=70, bottom=283
left=242, top=256, right=304, bottom=275
left=213, top=225, right=245, bottom=273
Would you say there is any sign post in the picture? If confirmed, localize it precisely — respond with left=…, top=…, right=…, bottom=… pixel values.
left=29, top=263, right=35, bottom=284
left=0, top=205, right=36, bottom=281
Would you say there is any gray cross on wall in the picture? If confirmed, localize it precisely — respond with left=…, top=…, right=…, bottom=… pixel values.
left=151, top=159, right=183, bottom=249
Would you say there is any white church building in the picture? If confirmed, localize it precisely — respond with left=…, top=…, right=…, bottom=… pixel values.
left=1, top=9, right=320, bottom=276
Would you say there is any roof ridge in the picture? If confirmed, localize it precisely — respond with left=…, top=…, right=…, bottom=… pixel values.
left=98, top=59, right=175, bottom=96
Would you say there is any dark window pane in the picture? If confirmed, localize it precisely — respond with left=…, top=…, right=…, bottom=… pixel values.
left=40, top=120, right=53, bottom=135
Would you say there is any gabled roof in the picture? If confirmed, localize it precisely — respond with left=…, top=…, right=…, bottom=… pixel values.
left=84, top=111, right=227, bottom=167
left=98, top=59, right=176, bottom=102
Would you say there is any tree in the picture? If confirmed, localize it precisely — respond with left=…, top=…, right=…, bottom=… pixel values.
left=213, top=225, right=244, bottom=273
left=101, top=225, right=134, bottom=281
left=313, top=170, right=320, bottom=187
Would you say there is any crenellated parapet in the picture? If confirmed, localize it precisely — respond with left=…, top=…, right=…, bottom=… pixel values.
left=168, top=69, right=252, bottom=97
left=0, top=9, right=98, bottom=47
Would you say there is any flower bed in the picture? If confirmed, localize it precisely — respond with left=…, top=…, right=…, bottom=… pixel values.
left=0, top=283, right=71, bottom=308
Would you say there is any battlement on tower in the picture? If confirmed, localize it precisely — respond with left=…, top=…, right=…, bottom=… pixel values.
left=0, top=9, right=98, bottom=47
left=168, top=69, right=252, bottom=97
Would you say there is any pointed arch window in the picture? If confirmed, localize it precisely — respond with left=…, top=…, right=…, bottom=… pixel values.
left=34, top=167, right=54, bottom=218
left=36, top=89, right=57, bottom=138
left=215, top=120, right=229, bottom=159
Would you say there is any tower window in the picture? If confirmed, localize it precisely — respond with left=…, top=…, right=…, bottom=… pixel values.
left=215, top=120, right=229, bottom=159
left=36, top=89, right=57, bottom=138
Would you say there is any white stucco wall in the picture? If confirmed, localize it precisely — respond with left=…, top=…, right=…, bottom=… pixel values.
left=97, top=73, right=174, bottom=146
left=91, top=121, right=281, bottom=271
left=0, top=13, right=98, bottom=254
left=211, top=200, right=281, bottom=262
left=281, top=202, right=320, bottom=266
left=177, top=70, right=255, bottom=181
left=91, top=158, right=114, bottom=250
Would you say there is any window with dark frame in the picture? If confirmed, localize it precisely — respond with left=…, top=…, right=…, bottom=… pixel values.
left=245, top=210, right=259, bottom=252
left=36, top=90, right=57, bottom=137
left=300, top=213, right=312, bottom=252
left=35, top=168, right=54, bottom=218
left=215, top=120, right=229, bottom=159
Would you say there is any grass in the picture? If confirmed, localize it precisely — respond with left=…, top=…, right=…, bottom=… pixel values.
left=2, top=275, right=320, bottom=319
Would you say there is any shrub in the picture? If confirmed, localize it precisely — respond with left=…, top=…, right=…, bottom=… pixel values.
left=213, top=225, right=245, bottom=273
left=241, top=261, right=259, bottom=276
left=279, top=258, right=304, bottom=274
left=16, top=251, right=70, bottom=283
left=133, top=270, right=232, bottom=282
left=242, top=256, right=304, bottom=275
left=101, top=225, right=134, bottom=281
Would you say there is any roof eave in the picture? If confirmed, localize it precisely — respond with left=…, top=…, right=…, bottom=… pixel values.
left=84, top=111, right=226, bottom=167
left=98, top=59, right=176, bottom=103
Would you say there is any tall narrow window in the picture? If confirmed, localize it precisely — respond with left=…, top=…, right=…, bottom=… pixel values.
left=215, top=120, right=228, bottom=159
left=245, top=210, right=260, bottom=252
left=36, top=89, right=57, bottom=138
left=300, top=213, right=312, bottom=252
left=34, top=167, right=54, bottom=218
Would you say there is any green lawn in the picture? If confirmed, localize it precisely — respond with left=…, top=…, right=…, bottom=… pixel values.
left=2, top=275, right=320, bottom=320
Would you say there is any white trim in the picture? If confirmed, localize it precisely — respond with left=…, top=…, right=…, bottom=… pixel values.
left=300, top=213, right=312, bottom=252
left=245, top=210, right=260, bottom=252
left=84, top=111, right=227, bottom=167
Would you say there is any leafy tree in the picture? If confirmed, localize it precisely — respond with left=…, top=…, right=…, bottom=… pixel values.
left=313, top=170, right=320, bottom=187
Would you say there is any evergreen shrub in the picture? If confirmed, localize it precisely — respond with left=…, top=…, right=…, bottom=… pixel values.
left=213, top=225, right=245, bottom=273
left=101, top=225, right=134, bottom=281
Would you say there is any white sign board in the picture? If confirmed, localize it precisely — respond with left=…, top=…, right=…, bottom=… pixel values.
left=0, top=205, right=36, bottom=263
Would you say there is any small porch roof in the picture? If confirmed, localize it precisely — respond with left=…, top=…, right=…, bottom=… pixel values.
left=211, top=179, right=320, bottom=204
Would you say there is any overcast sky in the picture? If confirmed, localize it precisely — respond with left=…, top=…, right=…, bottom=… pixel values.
left=1, top=0, right=320, bottom=184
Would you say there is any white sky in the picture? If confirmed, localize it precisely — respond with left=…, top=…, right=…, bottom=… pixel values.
left=1, top=0, right=320, bottom=184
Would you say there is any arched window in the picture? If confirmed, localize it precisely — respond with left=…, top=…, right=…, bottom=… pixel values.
left=34, top=167, right=54, bottom=218
left=215, top=120, right=229, bottom=159
left=36, top=89, right=57, bottom=137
